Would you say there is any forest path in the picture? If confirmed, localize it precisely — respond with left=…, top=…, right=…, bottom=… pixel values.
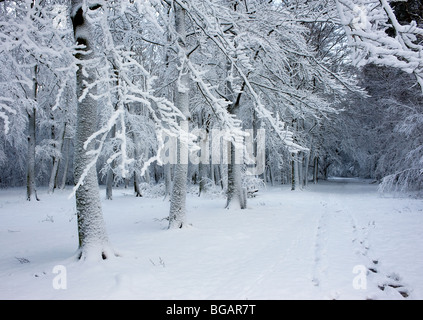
left=312, top=179, right=413, bottom=299
left=308, top=186, right=373, bottom=299
left=238, top=180, right=370, bottom=299
left=210, top=178, right=415, bottom=300
left=204, top=179, right=370, bottom=299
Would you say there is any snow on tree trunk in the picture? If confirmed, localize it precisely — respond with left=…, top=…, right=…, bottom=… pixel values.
left=291, top=154, right=296, bottom=191
left=169, top=146, right=188, bottom=228
left=164, top=163, right=172, bottom=199
left=26, top=65, right=39, bottom=202
left=298, top=152, right=304, bottom=189
left=303, top=151, right=310, bottom=188
left=26, top=106, right=38, bottom=201
left=225, top=141, right=246, bottom=209
left=168, top=122, right=189, bottom=228
left=225, top=59, right=246, bottom=209
left=106, top=167, right=113, bottom=200
left=291, top=153, right=301, bottom=191
left=198, top=155, right=209, bottom=196
left=48, top=124, right=66, bottom=194
left=132, top=132, right=143, bottom=197
left=198, top=123, right=209, bottom=196
left=169, top=2, right=190, bottom=229
left=133, top=172, right=143, bottom=197
left=313, top=156, right=319, bottom=184
left=59, top=136, right=70, bottom=190
left=71, top=1, right=113, bottom=261
left=59, top=120, right=72, bottom=190
left=106, top=125, right=116, bottom=200
left=214, top=164, right=222, bottom=188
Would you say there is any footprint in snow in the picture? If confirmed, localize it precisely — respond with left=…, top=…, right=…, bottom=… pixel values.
left=369, top=260, right=410, bottom=298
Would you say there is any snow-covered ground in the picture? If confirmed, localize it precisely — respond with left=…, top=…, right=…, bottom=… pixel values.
left=1, top=178, right=422, bottom=300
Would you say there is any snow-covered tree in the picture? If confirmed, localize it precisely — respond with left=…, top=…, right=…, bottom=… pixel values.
left=335, top=0, right=423, bottom=193
left=70, top=0, right=114, bottom=260
left=220, top=0, right=363, bottom=190
left=0, top=0, right=76, bottom=199
left=156, top=0, right=365, bottom=208
left=168, top=1, right=191, bottom=228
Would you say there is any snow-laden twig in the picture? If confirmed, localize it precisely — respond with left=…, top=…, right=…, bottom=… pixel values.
left=336, top=0, right=423, bottom=92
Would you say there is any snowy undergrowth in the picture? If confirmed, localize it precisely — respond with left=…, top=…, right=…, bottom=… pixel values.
left=0, top=179, right=422, bottom=300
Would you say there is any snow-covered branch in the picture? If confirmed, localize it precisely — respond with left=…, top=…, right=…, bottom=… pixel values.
left=336, top=0, right=423, bottom=92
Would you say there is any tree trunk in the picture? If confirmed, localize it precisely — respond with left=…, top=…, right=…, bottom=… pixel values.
left=164, top=163, right=172, bottom=199
left=71, top=1, right=113, bottom=261
left=298, top=152, right=303, bottom=189
left=225, top=63, right=246, bottom=209
left=26, top=9, right=40, bottom=201
left=134, top=172, right=143, bottom=197
left=106, top=125, right=116, bottom=200
left=291, top=153, right=300, bottom=191
left=225, top=140, right=246, bottom=209
left=105, top=167, right=114, bottom=200
left=291, top=154, right=295, bottom=191
left=268, top=160, right=275, bottom=186
left=48, top=123, right=66, bottom=194
left=313, top=156, right=319, bottom=184
left=198, top=126, right=209, bottom=196
left=144, top=162, right=151, bottom=184
left=59, top=85, right=74, bottom=190
left=303, top=151, right=310, bottom=188
left=59, top=137, right=70, bottom=189
left=169, top=2, right=190, bottom=229
left=26, top=104, right=38, bottom=201
left=169, top=121, right=189, bottom=228
left=214, top=164, right=222, bottom=188
left=132, top=132, right=143, bottom=197
left=169, top=145, right=188, bottom=228
left=198, top=162, right=207, bottom=196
